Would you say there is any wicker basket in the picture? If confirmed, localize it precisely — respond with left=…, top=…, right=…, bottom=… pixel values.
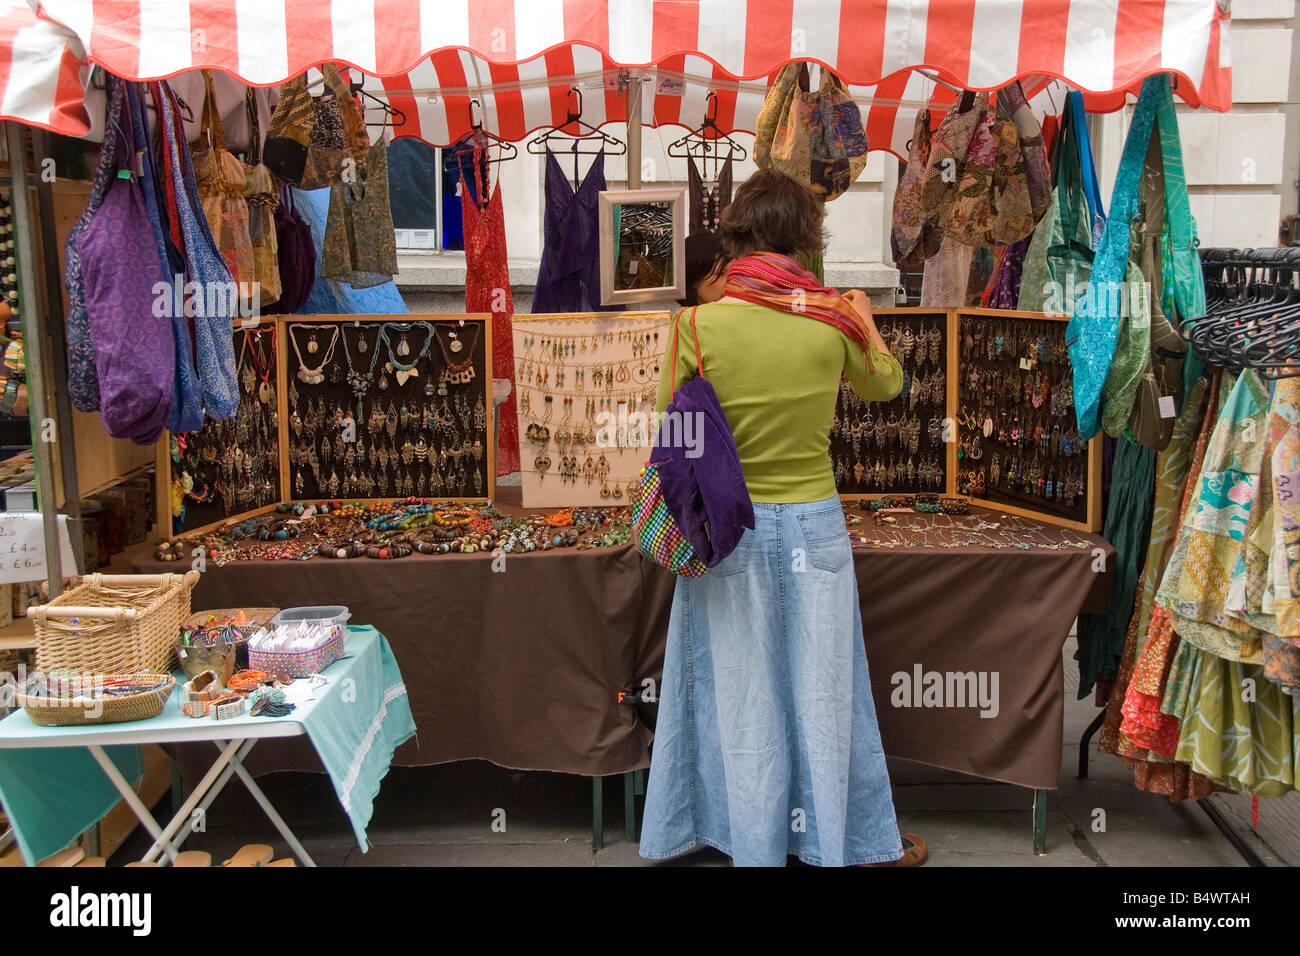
left=32, top=572, right=200, bottom=676
left=18, top=674, right=176, bottom=726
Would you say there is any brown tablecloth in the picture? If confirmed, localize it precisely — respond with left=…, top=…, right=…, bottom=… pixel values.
left=134, top=491, right=1113, bottom=789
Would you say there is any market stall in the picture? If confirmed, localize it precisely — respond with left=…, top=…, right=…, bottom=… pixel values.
left=0, top=0, right=1265, bottom=866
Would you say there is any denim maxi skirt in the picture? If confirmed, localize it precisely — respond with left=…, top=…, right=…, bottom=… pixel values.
left=639, top=496, right=904, bottom=867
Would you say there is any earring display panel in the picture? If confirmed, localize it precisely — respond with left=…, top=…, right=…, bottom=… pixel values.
left=282, top=315, right=494, bottom=503
left=832, top=308, right=954, bottom=497
left=515, top=312, right=671, bottom=508
left=159, top=322, right=282, bottom=537
left=954, top=308, right=1101, bottom=531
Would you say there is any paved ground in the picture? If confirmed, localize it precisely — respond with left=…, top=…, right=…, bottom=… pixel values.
left=112, top=639, right=1283, bottom=866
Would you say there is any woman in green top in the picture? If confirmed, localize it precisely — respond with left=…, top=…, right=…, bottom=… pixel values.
left=639, top=169, right=925, bottom=867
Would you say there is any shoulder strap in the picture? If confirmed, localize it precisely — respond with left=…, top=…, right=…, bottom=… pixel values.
left=668, top=306, right=704, bottom=400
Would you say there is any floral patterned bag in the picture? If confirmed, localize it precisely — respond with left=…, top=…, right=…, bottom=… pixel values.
left=191, top=70, right=254, bottom=292
left=925, top=88, right=1042, bottom=246
left=242, top=88, right=281, bottom=310
left=756, top=63, right=868, bottom=202
left=891, top=109, right=942, bottom=262
left=263, top=64, right=368, bottom=190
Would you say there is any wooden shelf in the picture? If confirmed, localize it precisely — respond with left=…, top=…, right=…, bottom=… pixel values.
left=0, top=615, right=36, bottom=651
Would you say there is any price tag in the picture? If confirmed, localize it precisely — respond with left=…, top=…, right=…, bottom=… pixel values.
left=0, top=514, right=78, bottom=585
left=1019, top=357, right=1033, bottom=370
left=629, top=259, right=639, bottom=276
left=1159, top=395, right=1177, bottom=419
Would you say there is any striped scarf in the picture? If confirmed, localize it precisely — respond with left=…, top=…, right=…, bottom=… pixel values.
left=722, top=252, right=876, bottom=371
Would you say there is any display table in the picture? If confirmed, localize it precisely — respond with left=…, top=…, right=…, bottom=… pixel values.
left=0, top=627, right=413, bottom=865
left=132, top=491, right=1111, bottom=790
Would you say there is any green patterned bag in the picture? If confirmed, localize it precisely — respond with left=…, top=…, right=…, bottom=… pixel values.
left=1018, top=95, right=1096, bottom=315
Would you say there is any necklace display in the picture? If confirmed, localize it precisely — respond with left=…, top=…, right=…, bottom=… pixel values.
left=954, top=313, right=1089, bottom=523
left=286, top=319, right=491, bottom=502
left=157, top=499, right=635, bottom=565
left=512, top=318, right=669, bottom=507
left=831, top=312, right=948, bottom=494
left=843, top=502, right=1096, bottom=551
left=170, top=327, right=281, bottom=533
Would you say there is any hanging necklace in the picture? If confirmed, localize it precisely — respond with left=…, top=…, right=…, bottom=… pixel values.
left=342, top=324, right=384, bottom=422
left=291, top=324, right=339, bottom=385
left=435, top=323, right=481, bottom=385
left=378, top=321, right=436, bottom=386
left=247, top=326, right=276, bottom=404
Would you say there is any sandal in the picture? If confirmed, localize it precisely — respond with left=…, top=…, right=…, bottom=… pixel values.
left=222, top=844, right=273, bottom=867
left=173, top=851, right=212, bottom=867
left=862, top=833, right=928, bottom=867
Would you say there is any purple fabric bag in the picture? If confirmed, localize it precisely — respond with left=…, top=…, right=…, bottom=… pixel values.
left=652, top=310, right=754, bottom=567
left=74, top=87, right=174, bottom=444
left=263, top=186, right=315, bottom=315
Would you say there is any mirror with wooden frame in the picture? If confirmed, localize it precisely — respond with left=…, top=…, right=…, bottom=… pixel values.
left=598, top=188, right=686, bottom=306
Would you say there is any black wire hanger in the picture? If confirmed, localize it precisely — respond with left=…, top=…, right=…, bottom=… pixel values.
left=667, top=91, right=747, bottom=180
left=526, top=86, right=626, bottom=186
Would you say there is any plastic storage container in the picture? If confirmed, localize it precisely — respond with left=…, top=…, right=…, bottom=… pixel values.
left=271, top=606, right=350, bottom=628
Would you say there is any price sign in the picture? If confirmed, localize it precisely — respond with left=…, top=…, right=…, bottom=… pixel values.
left=0, top=513, right=78, bottom=585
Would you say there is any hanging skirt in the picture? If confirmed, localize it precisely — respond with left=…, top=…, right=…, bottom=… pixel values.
left=639, top=496, right=904, bottom=867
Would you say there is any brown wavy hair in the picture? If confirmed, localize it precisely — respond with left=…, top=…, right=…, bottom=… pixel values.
left=718, top=168, right=827, bottom=259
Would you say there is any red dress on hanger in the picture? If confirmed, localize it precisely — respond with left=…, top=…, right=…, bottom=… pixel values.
left=461, top=148, right=519, bottom=476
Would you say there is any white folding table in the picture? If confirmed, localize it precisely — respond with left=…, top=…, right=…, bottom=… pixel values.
left=0, top=683, right=328, bottom=866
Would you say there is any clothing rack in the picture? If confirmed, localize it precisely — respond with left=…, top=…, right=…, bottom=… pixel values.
left=1189, top=247, right=1300, bottom=376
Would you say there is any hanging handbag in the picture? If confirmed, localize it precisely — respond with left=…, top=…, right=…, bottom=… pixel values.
left=1125, top=129, right=1186, bottom=451
left=74, top=79, right=175, bottom=443
left=263, top=186, right=316, bottom=315
left=1069, top=75, right=1199, bottom=440
left=191, top=70, right=255, bottom=293
left=152, top=81, right=241, bottom=420
left=755, top=63, right=868, bottom=202
left=891, top=109, right=943, bottom=262
left=263, top=64, right=368, bottom=190
left=926, top=87, right=1042, bottom=246
left=126, top=82, right=203, bottom=434
left=64, top=75, right=128, bottom=412
left=1018, top=92, right=1102, bottom=314
left=242, top=88, right=281, bottom=310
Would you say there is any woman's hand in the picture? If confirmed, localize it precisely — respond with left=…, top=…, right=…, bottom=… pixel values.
left=842, top=289, right=890, bottom=356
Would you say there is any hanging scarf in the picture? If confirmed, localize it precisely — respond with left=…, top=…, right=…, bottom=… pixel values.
left=722, top=252, right=876, bottom=372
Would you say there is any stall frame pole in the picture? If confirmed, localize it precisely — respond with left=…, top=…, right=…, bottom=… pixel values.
left=4, top=122, right=64, bottom=597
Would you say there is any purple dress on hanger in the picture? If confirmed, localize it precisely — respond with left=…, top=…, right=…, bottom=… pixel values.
left=532, top=148, right=622, bottom=313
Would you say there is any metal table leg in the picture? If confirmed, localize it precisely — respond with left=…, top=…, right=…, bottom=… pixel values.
left=220, top=742, right=317, bottom=867
left=87, top=745, right=179, bottom=863
left=1033, top=788, right=1048, bottom=855
left=141, top=739, right=249, bottom=864
left=624, top=772, right=636, bottom=841
left=0, top=826, right=14, bottom=854
left=592, top=776, right=604, bottom=851
left=1078, top=707, right=1107, bottom=779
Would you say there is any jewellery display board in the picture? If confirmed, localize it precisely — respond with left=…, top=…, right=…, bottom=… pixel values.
left=953, top=308, right=1101, bottom=532
left=514, top=312, right=671, bottom=508
left=154, top=321, right=285, bottom=538
left=281, top=315, right=494, bottom=503
left=832, top=307, right=956, bottom=498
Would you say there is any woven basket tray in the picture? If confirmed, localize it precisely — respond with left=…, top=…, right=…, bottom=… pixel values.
left=18, top=674, right=176, bottom=726
left=32, top=573, right=199, bottom=676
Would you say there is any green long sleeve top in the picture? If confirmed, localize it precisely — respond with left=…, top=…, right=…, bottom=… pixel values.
left=654, top=301, right=903, bottom=503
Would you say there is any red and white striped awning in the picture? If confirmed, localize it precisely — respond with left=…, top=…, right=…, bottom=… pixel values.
left=19, top=0, right=1231, bottom=152
left=0, top=1, right=89, bottom=136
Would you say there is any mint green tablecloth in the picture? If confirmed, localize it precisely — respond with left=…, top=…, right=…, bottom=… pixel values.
left=0, top=745, right=144, bottom=864
left=0, top=626, right=414, bottom=862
